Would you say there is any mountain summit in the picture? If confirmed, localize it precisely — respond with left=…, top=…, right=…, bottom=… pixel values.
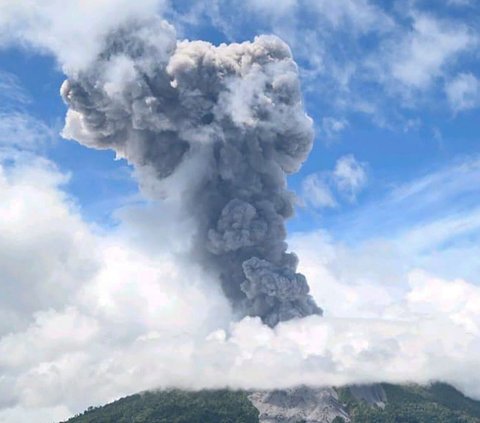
left=63, top=383, right=480, bottom=422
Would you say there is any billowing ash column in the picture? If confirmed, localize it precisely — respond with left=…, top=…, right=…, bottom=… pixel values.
left=61, top=17, right=322, bottom=327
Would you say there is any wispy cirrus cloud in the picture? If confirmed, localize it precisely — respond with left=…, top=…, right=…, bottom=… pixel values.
left=320, top=156, right=480, bottom=283
left=0, top=72, right=55, bottom=153
left=386, top=14, right=475, bottom=91
left=0, top=112, right=56, bottom=152
left=321, top=117, right=349, bottom=140
left=0, top=71, right=31, bottom=106
left=302, top=173, right=337, bottom=209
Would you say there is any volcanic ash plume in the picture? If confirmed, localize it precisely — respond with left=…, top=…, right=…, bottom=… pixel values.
left=61, top=17, right=322, bottom=327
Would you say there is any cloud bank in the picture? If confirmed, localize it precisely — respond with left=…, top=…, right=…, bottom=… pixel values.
left=1, top=152, right=480, bottom=423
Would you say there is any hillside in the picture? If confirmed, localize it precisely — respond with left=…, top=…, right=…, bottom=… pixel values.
left=63, top=383, right=480, bottom=423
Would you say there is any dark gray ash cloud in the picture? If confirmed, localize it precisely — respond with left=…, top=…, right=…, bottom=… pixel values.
left=61, top=17, right=321, bottom=326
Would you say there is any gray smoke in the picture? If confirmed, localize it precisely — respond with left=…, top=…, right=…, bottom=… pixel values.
left=61, top=17, right=322, bottom=327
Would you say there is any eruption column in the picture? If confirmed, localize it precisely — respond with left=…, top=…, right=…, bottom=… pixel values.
left=61, top=18, right=322, bottom=326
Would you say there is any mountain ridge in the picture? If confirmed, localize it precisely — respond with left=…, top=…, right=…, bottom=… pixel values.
left=62, top=383, right=480, bottom=422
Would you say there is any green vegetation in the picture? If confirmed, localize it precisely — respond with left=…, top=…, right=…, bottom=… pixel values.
left=63, top=389, right=259, bottom=423
left=64, top=383, right=480, bottom=423
left=337, top=383, right=480, bottom=423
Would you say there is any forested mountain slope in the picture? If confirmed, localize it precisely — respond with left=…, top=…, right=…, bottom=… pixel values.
left=63, top=383, right=480, bottom=423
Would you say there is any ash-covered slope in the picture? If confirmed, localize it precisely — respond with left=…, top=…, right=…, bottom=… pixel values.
left=249, top=386, right=349, bottom=423
left=62, top=383, right=480, bottom=423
